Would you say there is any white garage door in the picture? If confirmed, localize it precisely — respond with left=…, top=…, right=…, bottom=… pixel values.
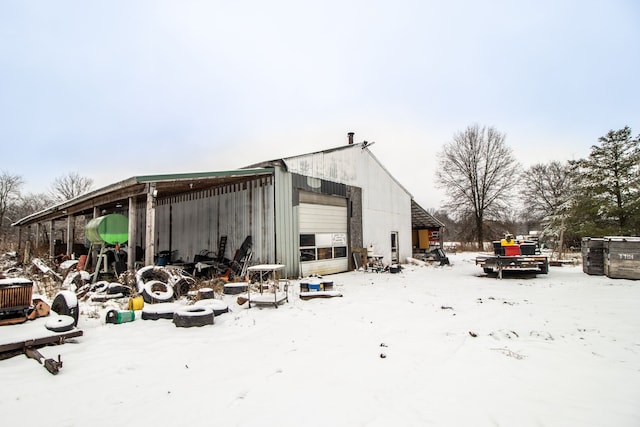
left=299, top=195, right=348, bottom=276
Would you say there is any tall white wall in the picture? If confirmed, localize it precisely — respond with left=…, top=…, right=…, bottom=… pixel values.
left=284, top=145, right=412, bottom=265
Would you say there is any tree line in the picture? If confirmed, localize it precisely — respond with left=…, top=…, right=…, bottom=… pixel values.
left=2, top=126, right=638, bottom=254
left=435, top=125, right=640, bottom=252
left=0, top=172, right=94, bottom=248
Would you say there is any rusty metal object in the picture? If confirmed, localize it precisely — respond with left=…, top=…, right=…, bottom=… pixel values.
left=27, top=299, right=50, bottom=320
left=24, top=347, right=64, bottom=375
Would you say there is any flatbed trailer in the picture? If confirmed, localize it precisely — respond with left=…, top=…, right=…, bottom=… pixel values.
left=475, top=254, right=549, bottom=276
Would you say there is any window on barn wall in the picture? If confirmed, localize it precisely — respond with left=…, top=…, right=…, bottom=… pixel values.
left=300, top=233, right=347, bottom=262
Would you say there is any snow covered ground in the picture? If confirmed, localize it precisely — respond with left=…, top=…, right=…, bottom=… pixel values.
left=2, top=252, right=639, bottom=426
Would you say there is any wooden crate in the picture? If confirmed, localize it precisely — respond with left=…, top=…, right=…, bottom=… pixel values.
left=604, top=237, right=640, bottom=280
left=581, top=237, right=605, bottom=276
left=0, top=278, right=33, bottom=314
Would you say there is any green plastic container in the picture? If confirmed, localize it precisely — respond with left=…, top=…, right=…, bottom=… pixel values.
left=86, top=214, right=129, bottom=245
left=105, top=309, right=135, bottom=324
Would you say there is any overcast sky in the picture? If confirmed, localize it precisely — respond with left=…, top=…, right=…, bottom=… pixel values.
left=1, top=1, right=638, bottom=210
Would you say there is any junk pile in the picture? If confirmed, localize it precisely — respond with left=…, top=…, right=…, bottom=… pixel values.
left=0, top=253, right=83, bottom=375
left=2, top=249, right=230, bottom=330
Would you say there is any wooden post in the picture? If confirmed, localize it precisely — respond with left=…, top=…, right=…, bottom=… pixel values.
left=35, top=223, right=40, bottom=249
left=49, top=221, right=55, bottom=260
left=127, top=196, right=137, bottom=271
left=144, top=184, right=156, bottom=266
left=66, top=214, right=74, bottom=257
left=24, top=240, right=31, bottom=264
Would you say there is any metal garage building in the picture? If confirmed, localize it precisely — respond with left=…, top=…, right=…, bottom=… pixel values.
left=13, top=135, right=435, bottom=278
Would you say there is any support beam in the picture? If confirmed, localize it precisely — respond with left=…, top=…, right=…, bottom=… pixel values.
left=144, top=184, right=156, bottom=266
left=127, top=196, right=137, bottom=270
left=66, top=215, right=74, bottom=257
left=35, top=223, right=41, bottom=248
left=49, top=221, right=55, bottom=260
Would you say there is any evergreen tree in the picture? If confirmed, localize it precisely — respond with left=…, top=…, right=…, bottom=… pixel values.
left=570, top=126, right=640, bottom=235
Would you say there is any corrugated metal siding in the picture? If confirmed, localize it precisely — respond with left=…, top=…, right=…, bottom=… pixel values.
left=152, top=176, right=275, bottom=265
left=273, top=167, right=298, bottom=277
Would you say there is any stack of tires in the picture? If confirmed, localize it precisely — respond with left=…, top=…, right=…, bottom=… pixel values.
left=135, top=266, right=195, bottom=304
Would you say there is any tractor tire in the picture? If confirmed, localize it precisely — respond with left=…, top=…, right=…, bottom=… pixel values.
left=51, top=291, right=80, bottom=326
left=172, top=306, right=214, bottom=328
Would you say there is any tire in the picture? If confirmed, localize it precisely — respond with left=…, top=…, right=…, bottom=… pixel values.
left=194, top=299, right=229, bottom=316
left=141, top=302, right=179, bottom=320
left=483, top=267, right=493, bottom=274
left=172, top=277, right=195, bottom=298
left=45, top=315, right=76, bottom=332
left=92, top=280, right=110, bottom=294
left=540, top=262, right=549, bottom=274
left=51, top=291, right=80, bottom=326
left=107, top=283, right=131, bottom=296
left=135, top=265, right=155, bottom=293
left=141, top=280, right=174, bottom=304
left=173, top=306, right=214, bottom=328
left=136, top=266, right=171, bottom=293
left=197, top=287, right=215, bottom=300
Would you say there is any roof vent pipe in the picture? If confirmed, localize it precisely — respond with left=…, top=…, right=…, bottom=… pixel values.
left=348, top=132, right=354, bottom=145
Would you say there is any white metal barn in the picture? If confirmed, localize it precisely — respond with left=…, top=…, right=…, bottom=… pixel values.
left=13, top=135, right=420, bottom=278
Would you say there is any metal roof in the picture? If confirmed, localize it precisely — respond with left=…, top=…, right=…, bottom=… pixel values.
left=411, top=199, right=445, bottom=229
left=12, top=168, right=274, bottom=226
left=246, top=142, right=413, bottom=199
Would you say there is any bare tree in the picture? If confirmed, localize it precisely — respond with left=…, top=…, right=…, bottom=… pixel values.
left=15, top=192, right=55, bottom=218
left=49, top=172, right=94, bottom=203
left=0, top=171, right=24, bottom=241
left=435, top=124, right=520, bottom=249
left=521, top=161, right=575, bottom=221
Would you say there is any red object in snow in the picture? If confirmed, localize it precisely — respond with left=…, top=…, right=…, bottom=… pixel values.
left=505, top=245, right=521, bottom=256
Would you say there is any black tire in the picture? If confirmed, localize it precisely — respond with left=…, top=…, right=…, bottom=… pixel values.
left=194, top=299, right=229, bottom=316
left=197, top=287, right=215, bottom=300
left=223, top=283, right=247, bottom=295
left=540, top=262, right=549, bottom=274
left=483, top=267, right=493, bottom=274
left=45, top=315, right=75, bottom=332
left=92, top=280, right=110, bottom=294
left=141, top=280, right=174, bottom=304
left=173, top=306, right=214, bottom=328
left=172, top=277, right=194, bottom=298
left=107, top=283, right=131, bottom=296
left=51, top=291, right=79, bottom=326
left=141, top=302, right=179, bottom=320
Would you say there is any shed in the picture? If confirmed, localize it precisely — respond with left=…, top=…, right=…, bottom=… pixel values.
left=411, top=200, right=445, bottom=255
left=13, top=134, right=436, bottom=278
